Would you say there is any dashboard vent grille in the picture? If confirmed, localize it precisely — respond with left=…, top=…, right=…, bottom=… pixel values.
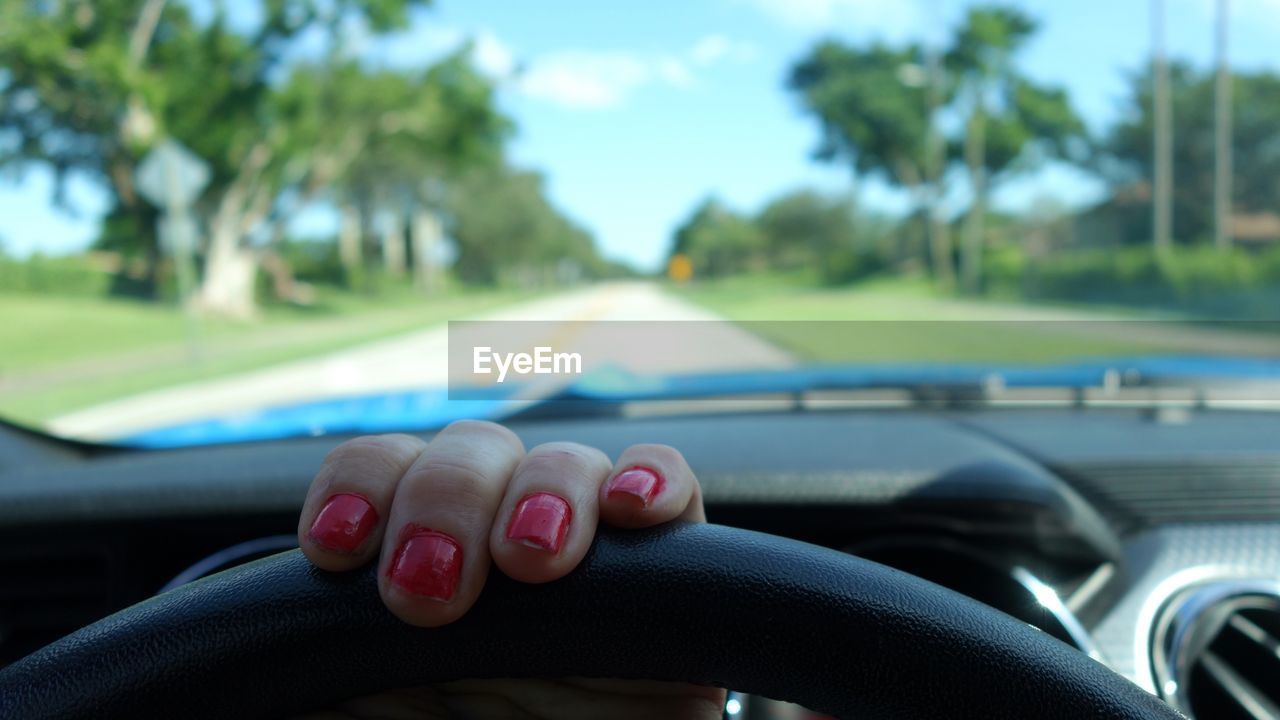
left=1152, top=582, right=1280, bottom=720
left=0, top=544, right=110, bottom=666
left=1055, top=459, right=1280, bottom=531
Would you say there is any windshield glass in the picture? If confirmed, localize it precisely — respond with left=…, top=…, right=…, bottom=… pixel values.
left=2, top=0, right=1279, bottom=446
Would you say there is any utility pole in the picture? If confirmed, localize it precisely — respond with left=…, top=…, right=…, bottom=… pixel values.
left=1214, top=0, right=1233, bottom=251
left=1152, top=0, right=1174, bottom=255
left=925, top=41, right=954, bottom=290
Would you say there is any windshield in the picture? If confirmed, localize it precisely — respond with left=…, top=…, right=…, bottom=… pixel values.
left=2, top=0, right=1279, bottom=445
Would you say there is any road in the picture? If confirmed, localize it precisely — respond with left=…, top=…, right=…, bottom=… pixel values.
left=49, top=282, right=794, bottom=441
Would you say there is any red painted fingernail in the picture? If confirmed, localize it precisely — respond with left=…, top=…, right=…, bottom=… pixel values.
left=307, top=493, right=378, bottom=553
left=387, top=526, right=462, bottom=601
left=506, top=492, right=572, bottom=553
left=605, top=467, right=664, bottom=508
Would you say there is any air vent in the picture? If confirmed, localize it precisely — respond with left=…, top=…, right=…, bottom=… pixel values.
left=1054, top=459, right=1280, bottom=532
left=0, top=544, right=110, bottom=666
left=1152, top=581, right=1280, bottom=719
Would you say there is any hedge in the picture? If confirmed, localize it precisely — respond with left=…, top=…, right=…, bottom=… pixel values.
left=0, top=254, right=113, bottom=297
left=984, top=245, right=1280, bottom=318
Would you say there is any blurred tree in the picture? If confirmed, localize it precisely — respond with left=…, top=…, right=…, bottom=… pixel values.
left=2, top=0, right=168, bottom=290
left=446, top=165, right=604, bottom=288
left=947, top=5, right=1085, bottom=293
left=1103, top=65, right=1280, bottom=245
left=788, top=41, right=936, bottom=276
left=787, top=6, right=1084, bottom=292
left=670, top=198, right=766, bottom=278
left=755, top=189, right=862, bottom=271
left=0, top=0, right=431, bottom=312
left=278, top=50, right=511, bottom=294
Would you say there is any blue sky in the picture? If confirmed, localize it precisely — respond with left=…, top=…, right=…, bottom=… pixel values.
left=4, top=0, right=1280, bottom=270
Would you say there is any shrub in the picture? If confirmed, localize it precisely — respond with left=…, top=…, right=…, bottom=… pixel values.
left=0, top=254, right=112, bottom=297
left=821, top=247, right=888, bottom=286
left=278, top=240, right=347, bottom=287
left=983, top=245, right=1028, bottom=298
left=983, top=244, right=1280, bottom=318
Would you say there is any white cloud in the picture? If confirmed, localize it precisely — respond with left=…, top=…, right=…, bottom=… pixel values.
left=691, top=34, right=731, bottom=65
left=359, top=20, right=762, bottom=112
left=518, top=47, right=711, bottom=109
left=1196, top=0, right=1280, bottom=29
left=367, top=25, right=757, bottom=111
left=519, top=51, right=653, bottom=109
left=690, top=34, right=757, bottom=65
left=471, top=30, right=516, bottom=78
left=745, top=0, right=921, bottom=37
left=366, top=25, right=466, bottom=69
left=656, top=56, right=695, bottom=88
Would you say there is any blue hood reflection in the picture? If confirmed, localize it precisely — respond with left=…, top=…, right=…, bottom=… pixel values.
left=121, top=355, right=1280, bottom=449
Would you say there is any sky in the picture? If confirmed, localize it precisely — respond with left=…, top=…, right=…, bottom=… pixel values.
left=4, top=0, right=1280, bottom=270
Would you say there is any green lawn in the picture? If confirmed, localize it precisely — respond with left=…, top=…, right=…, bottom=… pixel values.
left=0, top=287, right=529, bottom=425
left=673, top=275, right=1257, bottom=363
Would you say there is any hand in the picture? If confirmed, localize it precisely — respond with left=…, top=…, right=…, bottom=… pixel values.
left=296, top=420, right=725, bottom=720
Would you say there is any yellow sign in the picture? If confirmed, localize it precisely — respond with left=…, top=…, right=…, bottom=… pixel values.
left=668, top=254, right=693, bottom=283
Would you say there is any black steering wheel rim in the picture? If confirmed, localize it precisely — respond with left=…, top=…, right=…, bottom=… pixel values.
left=0, top=522, right=1181, bottom=719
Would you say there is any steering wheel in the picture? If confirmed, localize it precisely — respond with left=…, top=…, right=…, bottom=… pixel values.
left=0, top=522, right=1181, bottom=719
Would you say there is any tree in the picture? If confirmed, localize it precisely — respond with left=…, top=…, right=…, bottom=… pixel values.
left=946, top=5, right=1085, bottom=293
left=669, top=198, right=766, bottom=279
left=446, top=165, right=604, bottom=288
left=2, top=0, right=175, bottom=290
left=788, top=41, right=938, bottom=276
left=282, top=51, right=511, bottom=292
left=0, top=0, right=431, bottom=313
left=1102, top=65, right=1280, bottom=245
left=787, top=6, right=1085, bottom=293
left=756, top=189, right=865, bottom=272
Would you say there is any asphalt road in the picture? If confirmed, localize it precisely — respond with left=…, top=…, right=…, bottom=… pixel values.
left=49, top=282, right=794, bottom=440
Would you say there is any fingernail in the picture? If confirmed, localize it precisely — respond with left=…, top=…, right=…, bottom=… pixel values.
left=387, top=526, right=462, bottom=601
left=506, top=492, right=572, bottom=553
left=605, top=467, right=664, bottom=508
left=307, top=493, right=378, bottom=553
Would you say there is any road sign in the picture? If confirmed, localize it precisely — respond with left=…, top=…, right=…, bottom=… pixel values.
left=136, top=138, right=208, bottom=361
left=135, top=139, right=210, bottom=209
left=668, top=253, right=693, bottom=283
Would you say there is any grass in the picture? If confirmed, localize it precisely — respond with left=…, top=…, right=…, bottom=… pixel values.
left=670, top=274, right=1257, bottom=364
left=738, top=321, right=1165, bottom=363
left=0, top=285, right=531, bottom=425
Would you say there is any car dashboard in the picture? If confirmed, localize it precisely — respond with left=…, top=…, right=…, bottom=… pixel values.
left=1, top=407, right=1279, bottom=720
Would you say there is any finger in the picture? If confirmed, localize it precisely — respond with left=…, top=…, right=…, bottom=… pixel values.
left=378, top=420, right=525, bottom=627
left=298, top=434, right=427, bottom=571
left=489, top=442, right=613, bottom=584
left=599, top=444, right=705, bottom=528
